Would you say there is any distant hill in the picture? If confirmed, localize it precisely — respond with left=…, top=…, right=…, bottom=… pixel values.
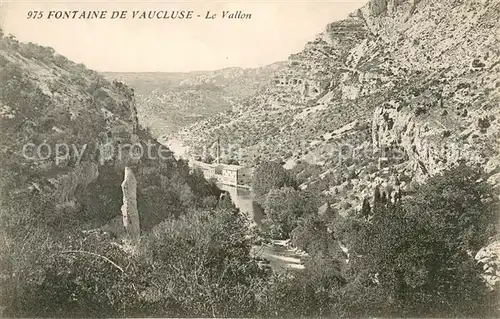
left=103, top=62, right=285, bottom=137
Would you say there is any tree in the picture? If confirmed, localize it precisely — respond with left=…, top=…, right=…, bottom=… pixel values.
left=360, top=197, right=371, bottom=218
left=373, top=185, right=381, bottom=205
left=252, top=161, right=297, bottom=204
left=263, top=253, right=345, bottom=318
left=0, top=230, right=151, bottom=318
left=140, top=207, right=271, bottom=317
left=291, top=212, right=343, bottom=259
left=338, top=163, right=499, bottom=317
left=263, top=187, right=318, bottom=239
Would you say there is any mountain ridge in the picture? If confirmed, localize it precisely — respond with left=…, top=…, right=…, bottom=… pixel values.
left=103, top=61, right=287, bottom=137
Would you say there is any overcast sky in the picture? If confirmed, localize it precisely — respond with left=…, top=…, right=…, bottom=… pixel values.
left=1, top=0, right=367, bottom=72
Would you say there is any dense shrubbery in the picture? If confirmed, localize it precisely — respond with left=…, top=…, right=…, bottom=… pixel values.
left=2, top=137, right=498, bottom=318
left=139, top=206, right=271, bottom=317
left=263, top=187, right=319, bottom=239
left=1, top=207, right=272, bottom=318
left=271, top=163, right=499, bottom=318
left=1, top=231, right=150, bottom=317
left=239, top=158, right=499, bottom=317
left=237, top=154, right=497, bottom=317
left=251, top=160, right=297, bottom=204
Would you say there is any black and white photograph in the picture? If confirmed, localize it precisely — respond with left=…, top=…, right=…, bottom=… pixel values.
left=0, top=0, right=499, bottom=317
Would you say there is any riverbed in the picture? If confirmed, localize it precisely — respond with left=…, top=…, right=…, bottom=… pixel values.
left=217, top=184, right=306, bottom=272
left=159, top=137, right=306, bottom=271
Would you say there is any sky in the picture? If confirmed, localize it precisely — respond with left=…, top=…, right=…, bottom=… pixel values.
left=0, top=0, right=368, bottom=72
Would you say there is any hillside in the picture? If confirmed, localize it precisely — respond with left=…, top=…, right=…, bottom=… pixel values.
left=0, top=32, right=222, bottom=239
left=104, top=62, right=285, bottom=137
left=174, top=0, right=500, bottom=213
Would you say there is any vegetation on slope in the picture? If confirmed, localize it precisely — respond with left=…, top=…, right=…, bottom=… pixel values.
left=258, top=161, right=499, bottom=318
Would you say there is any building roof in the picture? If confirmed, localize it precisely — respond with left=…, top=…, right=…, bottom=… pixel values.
left=220, top=164, right=244, bottom=171
left=190, top=160, right=246, bottom=171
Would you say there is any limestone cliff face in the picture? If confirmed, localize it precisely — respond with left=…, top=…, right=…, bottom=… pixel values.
left=174, top=2, right=500, bottom=284
left=0, top=34, right=139, bottom=208
left=365, top=0, right=500, bottom=184
left=177, top=0, right=500, bottom=195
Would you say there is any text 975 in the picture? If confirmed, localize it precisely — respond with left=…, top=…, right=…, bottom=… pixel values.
left=27, top=11, right=44, bottom=19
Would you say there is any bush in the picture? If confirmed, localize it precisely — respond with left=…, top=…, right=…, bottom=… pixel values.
left=139, top=207, right=271, bottom=317
left=1, top=206, right=273, bottom=318
left=252, top=161, right=297, bottom=204
left=262, top=253, right=346, bottom=318
left=1, top=231, right=151, bottom=317
left=291, top=213, right=339, bottom=257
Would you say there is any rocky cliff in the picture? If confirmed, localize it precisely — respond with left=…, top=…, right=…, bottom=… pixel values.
left=176, top=0, right=500, bottom=202
left=0, top=33, right=137, bottom=224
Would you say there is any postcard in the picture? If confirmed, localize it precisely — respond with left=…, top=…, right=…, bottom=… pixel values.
left=0, top=0, right=499, bottom=317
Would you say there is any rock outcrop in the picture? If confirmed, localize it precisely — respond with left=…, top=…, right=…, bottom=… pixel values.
left=0, top=34, right=140, bottom=212
left=121, top=166, right=140, bottom=244
left=176, top=0, right=500, bottom=200
left=476, top=241, right=500, bottom=289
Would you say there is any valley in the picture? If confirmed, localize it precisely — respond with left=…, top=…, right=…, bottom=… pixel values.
left=0, top=0, right=499, bottom=317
